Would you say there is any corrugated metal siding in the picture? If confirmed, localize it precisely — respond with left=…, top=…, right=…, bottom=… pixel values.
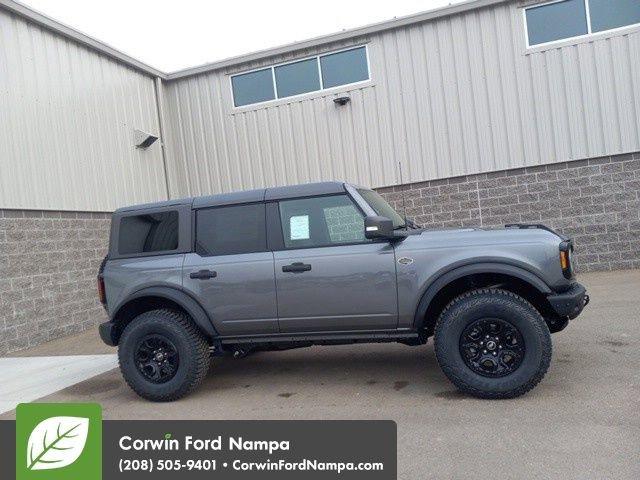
left=0, top=9, right=168, bottom=211
left=163, top=1, right=640, bottom=197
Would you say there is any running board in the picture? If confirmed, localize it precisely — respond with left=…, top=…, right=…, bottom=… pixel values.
left=219, top=331, right=420, bottom=345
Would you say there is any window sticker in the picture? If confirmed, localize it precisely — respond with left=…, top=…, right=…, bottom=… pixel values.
left=290, top=215, right=310, bottom=240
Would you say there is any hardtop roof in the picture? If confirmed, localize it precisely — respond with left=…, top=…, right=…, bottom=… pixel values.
left=115, top=181, right=349, bottom=213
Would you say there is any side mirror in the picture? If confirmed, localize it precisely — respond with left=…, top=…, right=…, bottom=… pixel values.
left=364, top=215, right=394, bottom=240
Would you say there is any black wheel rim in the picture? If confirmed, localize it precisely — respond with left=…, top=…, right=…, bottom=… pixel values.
left=459, top=318, right=525, bottom=378
left=134, top=334, right=179, bottom=383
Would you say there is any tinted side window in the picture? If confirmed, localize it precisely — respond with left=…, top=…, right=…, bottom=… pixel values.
left=278, top=195, right=368, bottom=249
left=118, top=211, right=179, bottom=255
left=196, top=203, right=266, bottom=256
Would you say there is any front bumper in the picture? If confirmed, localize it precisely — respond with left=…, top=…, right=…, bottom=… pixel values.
left=98, top=321, right=117, bottom=346
left=547, top=282, right=589, bottom=320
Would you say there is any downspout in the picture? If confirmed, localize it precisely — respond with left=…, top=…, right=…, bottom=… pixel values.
left=153, top=76, right=171, bottom=200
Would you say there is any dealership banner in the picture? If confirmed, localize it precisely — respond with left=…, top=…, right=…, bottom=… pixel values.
left=2, top=404, right=396, bottom=479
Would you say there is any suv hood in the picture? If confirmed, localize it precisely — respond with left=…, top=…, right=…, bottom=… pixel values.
left=394, top=223, right=571, bottom=290
left=404, top=224, right=567, bottom=244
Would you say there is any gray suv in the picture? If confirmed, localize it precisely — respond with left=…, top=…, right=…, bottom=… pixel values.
left=97, top=182, right=588, bottom=401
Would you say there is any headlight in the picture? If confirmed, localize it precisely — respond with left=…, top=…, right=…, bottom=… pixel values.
left=559, top=241, right=574, bottom=279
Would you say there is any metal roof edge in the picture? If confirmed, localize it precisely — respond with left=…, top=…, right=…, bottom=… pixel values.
left=0, top=0, right=509, bottom=82
left=165, top=0, right=508, bottom=80
left=0, top=0, right=167, bottom=78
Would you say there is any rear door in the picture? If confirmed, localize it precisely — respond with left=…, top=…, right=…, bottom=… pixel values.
left=270, top=194, right=398, bottom=333
left=182, top=203, right=278, bottom=336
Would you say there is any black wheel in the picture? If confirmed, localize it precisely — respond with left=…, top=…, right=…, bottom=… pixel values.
left=118, top=309, right=210, bottom=401
left=434, top=289, right=551, bottom=399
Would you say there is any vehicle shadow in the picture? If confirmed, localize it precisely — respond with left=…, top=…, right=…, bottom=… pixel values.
left=200, top=343, right=449, bottom=393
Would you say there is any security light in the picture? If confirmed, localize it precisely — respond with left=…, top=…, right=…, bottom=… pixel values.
left=134, top=129, right=159, bottom=149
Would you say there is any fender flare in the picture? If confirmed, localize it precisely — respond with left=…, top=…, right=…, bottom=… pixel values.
left=413, top=262, right=552, bottom=329
left=110, top=286, right=218, bottom=339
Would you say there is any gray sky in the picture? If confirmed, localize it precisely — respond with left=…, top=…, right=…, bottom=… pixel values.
left=21, top=0, right=466, bottom=72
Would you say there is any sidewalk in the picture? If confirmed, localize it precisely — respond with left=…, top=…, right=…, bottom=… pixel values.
left=1, top=323, right=117, bottom=414
left=0, top=354, right=117, bottom=414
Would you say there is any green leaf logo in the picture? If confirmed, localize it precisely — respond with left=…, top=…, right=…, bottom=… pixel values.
left=26, top=416, right=89, bottom=471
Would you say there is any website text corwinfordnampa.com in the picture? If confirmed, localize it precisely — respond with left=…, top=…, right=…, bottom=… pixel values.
left=118, top=435, right=385, bottom=473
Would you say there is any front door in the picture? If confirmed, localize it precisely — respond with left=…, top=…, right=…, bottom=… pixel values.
left=272, top=194, right=398, bottom=332
left=182, top=203, right=278, bottom=336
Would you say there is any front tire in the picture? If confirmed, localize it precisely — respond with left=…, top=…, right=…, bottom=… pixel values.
left=434, top=289, right=551, bottom=399
left=118, top=309, right=210, bottom=401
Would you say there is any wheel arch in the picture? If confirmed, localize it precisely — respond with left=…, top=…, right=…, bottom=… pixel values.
left=109, top=287, right=218, bottom=345
left=414, top=263, right=553, bottom=335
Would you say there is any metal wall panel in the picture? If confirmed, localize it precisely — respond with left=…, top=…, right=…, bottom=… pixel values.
left=0, top=9, right=168, bottom=211
left=163, top=1, right=640, bottom=198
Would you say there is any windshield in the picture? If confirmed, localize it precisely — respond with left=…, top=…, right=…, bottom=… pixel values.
left=357, top=189, right=406, bottom=229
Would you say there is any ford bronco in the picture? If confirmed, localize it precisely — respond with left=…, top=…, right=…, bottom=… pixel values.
left=98, top=182, right=588, bottom=401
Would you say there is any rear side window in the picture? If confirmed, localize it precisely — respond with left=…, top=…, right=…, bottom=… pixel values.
left=118, top=211, right=179, bottom=255
left=196, top=203, right=267, bottom=256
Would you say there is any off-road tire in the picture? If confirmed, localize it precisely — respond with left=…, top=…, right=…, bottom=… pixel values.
left=434, top=288, right=552, bottom=399
left=118, top=309, right=210, bottom=401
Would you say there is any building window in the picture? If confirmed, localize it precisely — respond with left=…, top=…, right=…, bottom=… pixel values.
left=589, top=0, right=640, bottom=33
left=231, top=46, right=370, bottom=107
left=274, top=58, right=320, bottom=98
left=230, top=68, right=275, bottom=107
left=524, top=0, right=640, bottom=47
left=320, top=47, right=369, bottom=89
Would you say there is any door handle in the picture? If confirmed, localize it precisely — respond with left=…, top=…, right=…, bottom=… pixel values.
left=282, top=262, right=312, bottom=273
left=189, top=269, right=217, bottom=280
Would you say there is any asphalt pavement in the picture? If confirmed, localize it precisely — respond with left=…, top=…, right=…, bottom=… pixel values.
left=2, top=269, right=639, bottom=479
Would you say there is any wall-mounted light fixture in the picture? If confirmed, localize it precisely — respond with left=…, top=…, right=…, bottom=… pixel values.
left=333, top=96, right=351, bottom=106
left=134, top=129, right=159, bottom=149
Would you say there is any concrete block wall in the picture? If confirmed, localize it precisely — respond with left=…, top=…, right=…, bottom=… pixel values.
left=377, top=153, right=640, bottom=272
left=0, top=152, right=638, bottom=355
left=0, top=210, right=110, bottom=355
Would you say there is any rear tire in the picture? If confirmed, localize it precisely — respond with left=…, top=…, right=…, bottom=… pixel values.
left=434, top=288, right=551, bottom=399
left=118, top=309, right=210, bottom=401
